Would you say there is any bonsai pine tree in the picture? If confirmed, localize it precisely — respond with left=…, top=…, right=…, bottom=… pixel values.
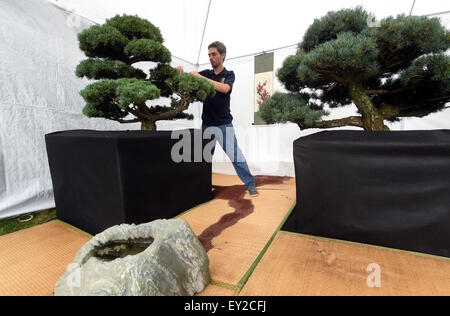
left=76, top=15, right=215, bottom=131
left=259, top=7, right=450, bottom=131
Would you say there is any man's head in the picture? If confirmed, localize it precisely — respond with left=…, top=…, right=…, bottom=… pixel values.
left=208, top=41, right=226, bottom=69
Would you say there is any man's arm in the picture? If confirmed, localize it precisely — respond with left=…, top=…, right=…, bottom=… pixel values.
left=190, top=71, right=231, bottom=94
left=175, top=66, right=230, bottom=94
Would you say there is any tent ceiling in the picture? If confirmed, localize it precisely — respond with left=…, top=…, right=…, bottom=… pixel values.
left=48, top=0, right=446, bottom=65
left=411, top=1, right=450, bottom=16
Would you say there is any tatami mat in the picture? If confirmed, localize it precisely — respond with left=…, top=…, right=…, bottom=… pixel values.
left=178, top=175, right=296, bottom=288
left=239, top=231, right=450, bottom=296
left=0, top=220, right=91, bottom=296
left=3, top=174, right=447, bottom=296
left=212, top=173, right=243, bottom=187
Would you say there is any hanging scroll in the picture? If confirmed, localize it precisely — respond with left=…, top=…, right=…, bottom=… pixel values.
left=254, top=52, right=274, bottom=125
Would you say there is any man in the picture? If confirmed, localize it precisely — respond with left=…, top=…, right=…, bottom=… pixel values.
left=176, top=41, right=258, bottom=197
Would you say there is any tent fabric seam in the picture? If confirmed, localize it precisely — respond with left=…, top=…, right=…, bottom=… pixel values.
left=0, top=102, right=86, bottom=116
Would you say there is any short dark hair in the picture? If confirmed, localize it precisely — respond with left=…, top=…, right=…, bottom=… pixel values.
left=208, top=41, right=226, bottom=61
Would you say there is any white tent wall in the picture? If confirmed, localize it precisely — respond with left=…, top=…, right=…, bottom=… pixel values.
left=0, top=0, right=134, bottom=220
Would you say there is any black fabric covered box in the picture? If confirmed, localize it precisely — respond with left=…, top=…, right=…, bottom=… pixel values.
left=45, top=129, right=212, bottom=235
left=283, top=130, right=450, bottom=258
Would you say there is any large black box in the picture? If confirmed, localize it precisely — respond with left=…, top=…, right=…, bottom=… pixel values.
left=283, top=130, right=450, bottom=258
left=45, top=129, right=212, bottom=235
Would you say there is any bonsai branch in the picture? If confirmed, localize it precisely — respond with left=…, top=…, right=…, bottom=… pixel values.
left=365, top=80, right=429, bottom=96
left=365, top=88, right=405, bottom=95
left=127, top=105, right=151, bottom=120
left=327, top=82, right=338, bottom=91
left=314, top=68, right=346, bottom=85
left=378, top=51, right=421, bottom=75
left=153, top=100, right=191, bottom=121
left=379, top=101, right=450, bottom=120
left=427, top=95, right=450, bottom=103
left=311, top=116, right=364, bottom=129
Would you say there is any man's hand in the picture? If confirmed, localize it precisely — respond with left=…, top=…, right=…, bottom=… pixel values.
left=176, top=66, right=184, bottom=74
left=175, top=67, right=203, bottom=79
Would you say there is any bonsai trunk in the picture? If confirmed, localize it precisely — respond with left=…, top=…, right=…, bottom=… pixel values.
left=349, top=83, right=389, bottom=131
left=141, top=120, right=157, bottom=131
left=136, top=103, right=157, bottom=131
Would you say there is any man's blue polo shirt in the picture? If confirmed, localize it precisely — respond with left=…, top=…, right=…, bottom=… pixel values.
left=199, top=68, right=235, bottom=126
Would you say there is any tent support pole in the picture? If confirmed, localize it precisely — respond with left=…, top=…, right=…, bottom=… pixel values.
left=409, top=0, right=416, bottom=15
left=195, top=0, right=212, bottom=68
